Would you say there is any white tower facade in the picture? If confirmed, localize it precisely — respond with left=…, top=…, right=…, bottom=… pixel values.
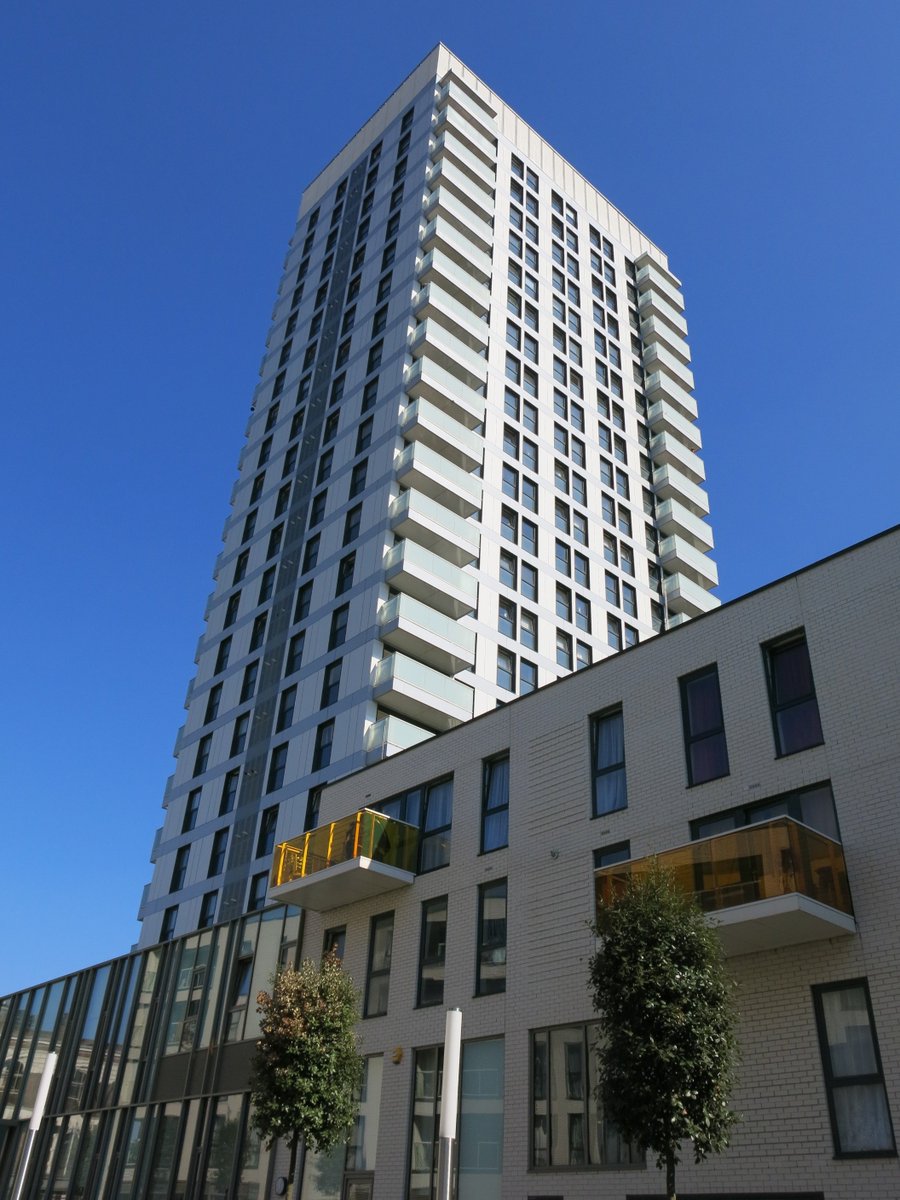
left=138, top=45, right=716, bottom=946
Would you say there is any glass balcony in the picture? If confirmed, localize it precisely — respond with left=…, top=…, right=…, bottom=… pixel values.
left=383, top=539, right=477, bottom=618
left=636, top=260, right=685, bottom=311
left=401, top=397, right=483, bottom=471
left=395, top=441, right=482, bottom=516
left=414, top=279, right=490, bottom=347
left=405, top=355, right=485, bottom=429
left=655, top=497, right=714, bottom=552
left=649, top=431, right=706, bottom=483
left=663, top=570, right=719, bottom=617
left=269, top=810, right=418, bottom=912
left=643, top=371, right=698, bottom=422
left=364, top=714, right=433, bottom=761
left=372, top=651, right=474, bottom=730
left=418, top=248, right=491, bottom=316
left=652, top=462, right=711, bottom=517
left=659, top=534, right=718, bottom=589
left=437, top=77, right=498, bottom=134
left=426, top=159, right=494, bottom=223
left=430, top=130, right=495, bottom=192
left=638, top=286, right=688, bottom=336
left=421, top=219, right=492, bottom=286
left=424, top=189, right=493, bottom=256
left=642, top=342, right=695, bottom=392
left=595, top=817, right=855, bottom=956
left=640, top=315, right=692, bottom=365
left=379, top=591, right=476, bottom=674
left=410, top=316, right=489, bottom=389
left=434, top=106, right=496, bottom=166
left=647, top=397, right=702, bottom=452
left=389, top=488, right=480, bottom=566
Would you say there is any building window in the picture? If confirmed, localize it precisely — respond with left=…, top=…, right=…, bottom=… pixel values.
left=680, top=665, right=730, bottom=785
left=276, top=685, right=297, bottom=732
left=420, top=779, right=452, bottom=872
left=198, top=890, right=218, bottom=929
left=329, top=604, right=349, bottom=649
left=365, top=913, right=394, bottom=1017
left=417, top=897, right=447, bottom=1007
left=285, top=631, right=305, bottom=676
left=247, top=871, right=268, bottom=912
left=531, top=1025, right=641, bottom=1167
left=193, top=733, right=212, bottom=777
left=240, top=660, right=259, bottom=703
left=323, top=926, right=346, bottom=960
left=182, top=788, right=201, bottom=833
left=230, top=712, right=250, bottom=757
left=249, top=613, right=267, bottom=651
left=170, top=845, right=190, bottom=892
left=256, top=805, right=279, bottom=858
left=267, top=743, right=288, bottom=792
left=321, top=659, right=342, bottom=708
left=312, top=720, right=334, bottom=770
left=482, top=755, right=510, bottom=852
left=497, top=649, right=515, bottom=692
left=208, top=828, right=228, bottom=876
left=520, top=659, right=537, bottom=695
left=476, top=880, right=507, bottom=995
left=764, top=631, right=824, bottom=757
left=219, top=769, right=239, bottom=816
left=214, top=637, right=231, bottom=674
left=591, top=708, right=626, bottom=816
left=343, top=504, right=362, bottom=546
left=813, top=979, right=895, bottom=1156
left=160, top=906, right=178, bottom=942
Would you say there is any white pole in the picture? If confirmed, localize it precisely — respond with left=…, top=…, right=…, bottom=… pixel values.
left=437, top=1008, right=462, bottom=1200
left=11, top=1051, right=58, bottom=1200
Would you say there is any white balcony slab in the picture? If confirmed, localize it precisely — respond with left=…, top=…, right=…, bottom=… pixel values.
left=383, top=539, right=477, bottom=618
left=372, top=651, right=474, bottom=730
left=400, top=398, right=483, bottom=470
left=395, top=441, right=482, bottom=517
left=404, top=357, right=485, bottom=429
left=389, top=489, right=480, bottom=566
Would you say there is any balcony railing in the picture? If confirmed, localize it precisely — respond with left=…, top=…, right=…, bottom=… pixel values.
left=595, top=817, right=855, bottom=956
left=269, top=810, right=418, bottom=912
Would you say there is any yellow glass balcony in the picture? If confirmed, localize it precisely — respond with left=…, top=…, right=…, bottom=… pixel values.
left=269, top=809, right=418, bottom=912
left=595, top=817, right=855, bottom=956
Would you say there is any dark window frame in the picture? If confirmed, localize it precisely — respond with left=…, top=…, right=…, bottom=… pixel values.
left=679, top=664, right=730, bottom=786
left=763, top=629, right=825, bottom=758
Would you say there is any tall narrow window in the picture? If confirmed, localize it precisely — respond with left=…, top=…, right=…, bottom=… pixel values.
left=365, top=913, right=394, bottom=1017
left=256, top=805, right=279, bottom=858
left=813, top=979, right=895, bottom=1156
left=591, top=708, right=626, bottom=816
left=680, top=665, right=730, bottom=785
left=765, top=631, right=824, bottom=756
left=482, top=755, right=510, bottom=852
left=417, top=897, right=448, bottom=1007
left=312, top=720, right=334, bottom=770
left=476, top=880, right=507, bottom=996
left=419, top=779, right=452, bottom=872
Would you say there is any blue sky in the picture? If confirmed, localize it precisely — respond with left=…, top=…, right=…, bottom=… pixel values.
left=2, top=0, right=898, bottom=995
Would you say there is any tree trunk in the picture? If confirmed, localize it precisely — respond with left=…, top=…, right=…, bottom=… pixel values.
left=666, top=1147, right=676, bottom=1200
left=285, top=1136, right=299, bottom=1200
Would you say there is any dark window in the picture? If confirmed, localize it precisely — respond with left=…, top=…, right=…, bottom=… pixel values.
left=329, top=604, right=349, bottom=649
left=417, top=897, right=447, bottom=1008
left=219, top=770, right=239, bottom=816
left=230, top=712, right=250, bottom=757
left=258, top=566, right=277, bottom=603
left=208, top=829, right=228, bottom=876
left=247, top=872, right=268, bottom=912
left=214, top=638, right=231, bottom=674
left=276, top=685, right=297, bottom=732
left=256, top=805, right=279, bottom=858
left=267, top=743, right=288, bottom=793
left=323, top=926, right=346, bottom=960
left=343, top=504, right=362, bottom=546
left=813, top=979, right=896, bottom=1156
left=285, top=632, right=305, bottom=676
left=765, top=631, right=824, bottom=756
left=233, top=550, right=249, bottom=584
left=193, top=734, right=212, bottom=777
left=680, top=665, right=730, bottom=785
left=294, top=581, right=313, bottom=622
left=198, top=891, right=218, bottom=929
left=321, top=659, right=342, bottom=707
left=349, top=461, right=367, bottom=498
left=365, top=912, right=394, bottom=1017
left=476, top=880, right=507, bottom=995
left=182, top=788, right=201, bottom=833
left=223, top=592, right=241, bottom=628
left=356, top=417, right=374, bottom=452
left=312, top=720, right=334, bottom=770
left=160, top=906, right=177, bottom=942
left=419, top=778, right=452, bottom=872
left=482, top=755, right=510, bottom=852
left=170, top=845, right=189, bottom=892
left=240, top=660, right=259, bottom=703
left=591, top=709, right=626, bottom=816
left=249, top=613, right=267, bottom=651
left=336, top=552, right=355, bottom=596
left=302, top=535, right=320, bottom=573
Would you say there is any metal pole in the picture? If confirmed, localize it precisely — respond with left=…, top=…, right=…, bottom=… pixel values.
left=11, top=1051, right=58, bottom=1200
left=436, top=1008, right=462, bottom=1200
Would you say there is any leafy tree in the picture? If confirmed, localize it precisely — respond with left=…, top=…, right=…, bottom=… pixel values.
left=589, top=863, right=739, bottom=1200
left=250, top=951, right=364, bottom=1198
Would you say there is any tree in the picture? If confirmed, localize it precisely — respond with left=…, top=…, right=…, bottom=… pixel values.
left=250, top=951, right=365, bottom=1198
left=589, top=863, right=739, bottom=1200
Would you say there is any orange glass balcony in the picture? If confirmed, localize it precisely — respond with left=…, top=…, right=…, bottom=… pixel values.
left=269, top=809, right=418, bottom=912
left=595, top=817, right=855, bottom=956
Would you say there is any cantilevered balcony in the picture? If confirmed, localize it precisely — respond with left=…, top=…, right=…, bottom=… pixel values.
left=400, top=397, right=483, bottom=470
left=437, top=77, right=498, bottom=137
left=664, top=571, right=719, bottom=617
left=414, top=280, right=489, bottom=349
left=643, top=371, right=698, bottom=423
left=430, top=130, right=495, bottom=193
left=389, top=489, right=480, bottom=566
left=424, top=189, right=494, bottom=256
left=269, top=810, right=418, bottom=912
left=659, top=534, right=718, bottom=589
left=419, top=248, right=491, bottom=315
left=426, top=159, right=494, bottom=222
left=642, top=343, right=695, bottom=393
left=378, top=592, right=476, bottom=674
left=364, top=714, right=432, bottom=762
left=635, top=259, right=685, bottom=311
left=652, top=463, right=711, bottom=517
left=421, top=218, right=492, bottom=286
left=383, top=539, right=477, bottom=618
left=395, top=441, right=482, bottom=516
left=410, top=318, right=489, bottom=390
left=647, top=398, right=702, bottom=452
left=372, top=651, right=474, bottom=730
left=655, top=497, right=714, bottom=552
left=405, top=356, right=485, bottom=429
left=649, top=431, right=706, bottom=484
left=595, top=817, right=855, bottom=956
left=640, top=315, right=692, bottom=364
left=434, top=106, right=497, bottom=166
left=638, top=287, right=689, bottom=337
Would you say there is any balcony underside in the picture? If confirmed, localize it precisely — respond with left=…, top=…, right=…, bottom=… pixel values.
left=712, top=892, right=856, bottom=956
left=270, top=857, right=415, bottom=913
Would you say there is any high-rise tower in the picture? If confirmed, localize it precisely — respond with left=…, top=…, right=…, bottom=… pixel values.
left=137, top=45, right=716, bottom=946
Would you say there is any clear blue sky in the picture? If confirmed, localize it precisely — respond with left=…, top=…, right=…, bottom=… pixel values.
left=2, top=0, right=898, bottom=996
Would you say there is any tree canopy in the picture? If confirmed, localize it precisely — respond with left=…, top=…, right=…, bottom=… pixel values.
left=589, top=863, right=739, bottom=1199
left=250, top=951, right=364, bottom=1187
